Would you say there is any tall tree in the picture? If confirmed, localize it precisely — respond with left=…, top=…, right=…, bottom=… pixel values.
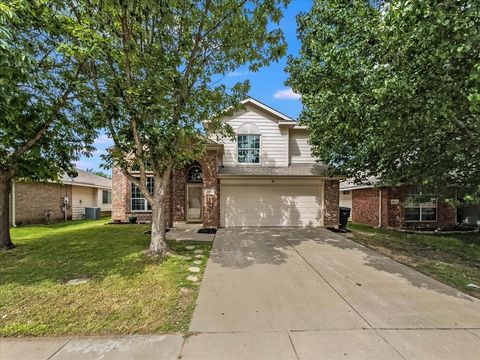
left=0, top=1, right=98, bottom=249
left=287, top=0, right=480, bottom=198
left=71, top=0, right=289, bottom=255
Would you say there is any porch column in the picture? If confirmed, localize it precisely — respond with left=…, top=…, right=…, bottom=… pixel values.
left=201, top=150, right=220, bottom=228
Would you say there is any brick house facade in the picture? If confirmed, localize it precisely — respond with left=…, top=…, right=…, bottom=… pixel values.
left=9, top=170, right=112, bottom=225
left=111, top=98, right=341, bottom=229
left=112, top=149, right=221, bottom=228
left=350, top=186, right=456, bottom=229
left=112, top=162, right=340, bottom=229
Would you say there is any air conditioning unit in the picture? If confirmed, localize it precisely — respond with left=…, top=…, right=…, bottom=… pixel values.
left=85, top=207, right=101, bottom=220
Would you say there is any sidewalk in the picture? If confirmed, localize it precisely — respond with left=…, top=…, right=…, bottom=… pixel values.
left=3, top=329, right=480, bottom=360
left=0, top=335, right=184, bottom=360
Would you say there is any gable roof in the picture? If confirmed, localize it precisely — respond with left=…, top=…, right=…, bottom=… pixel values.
left=60, top=169, right=112, bottom=189
left=241, top=97, right=295, bottom=123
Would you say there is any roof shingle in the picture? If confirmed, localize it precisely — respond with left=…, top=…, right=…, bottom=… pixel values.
left=61, top=169, right=112, bottom=188
left=218, top=163, right=336, bottom=177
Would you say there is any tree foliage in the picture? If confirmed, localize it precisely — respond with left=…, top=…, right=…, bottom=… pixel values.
left=0, top=1, right=98, bottom=249
left=69, top=0, right=289, bottom=254
left=287, top=0, right=480, bottom=199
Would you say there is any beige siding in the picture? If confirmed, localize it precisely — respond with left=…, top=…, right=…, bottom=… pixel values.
left=339, top=190, right=353, bottom=220
left=220, top=105, right=288, bottom=167
left=96, top=188, right=112, bottom=212
left=220, top=179, right=324, bottom=227
left=72, top=185, right=97, bottom=220
left=289, top=129, right=316, bottom=164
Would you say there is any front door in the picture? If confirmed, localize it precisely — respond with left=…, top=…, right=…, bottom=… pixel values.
left=187, top=185, right=202, bottom=222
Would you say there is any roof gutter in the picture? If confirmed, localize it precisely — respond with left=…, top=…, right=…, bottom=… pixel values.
left=217, top=174, right=345, bottom=180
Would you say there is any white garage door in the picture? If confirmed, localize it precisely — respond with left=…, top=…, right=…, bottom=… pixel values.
left=221, top=182, right=323, bottom=227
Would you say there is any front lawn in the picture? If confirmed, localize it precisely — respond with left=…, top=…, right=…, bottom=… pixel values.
left=345, top=223, right=480, bottom=299
left=0, top=219, right=211, bottom=336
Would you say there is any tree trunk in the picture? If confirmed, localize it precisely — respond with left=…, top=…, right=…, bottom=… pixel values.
left=0, top=175, right=15, bottom=250
left=148, top=168, right=172, bottom=256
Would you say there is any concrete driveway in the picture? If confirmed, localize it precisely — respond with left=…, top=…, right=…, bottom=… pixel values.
left=183, top=228, right=480, bottom=360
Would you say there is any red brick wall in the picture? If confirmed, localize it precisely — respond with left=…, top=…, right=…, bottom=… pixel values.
left=172, top=169, right=186, bottom=221
left=386, top=186, right=456, bottom=229
left=111, top=149, right=220, bottom=228
left=384, top=187, right=405, bottom=228
left=14, top=182, right=72, bottom=224
left=352, top=188, right=380, bottom=227
left=352, top=186, right=457, bottom=229
left=323, top=180, right=340, bottom=227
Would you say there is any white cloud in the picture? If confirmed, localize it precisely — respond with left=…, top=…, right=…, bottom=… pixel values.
left=227, top=70, right=251, bottom=77
left=94, top=134, right=113, bottom=145
left=273, top=88, right=301, bottom=100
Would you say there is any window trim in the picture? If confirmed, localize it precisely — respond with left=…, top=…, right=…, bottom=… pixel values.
left=404, top=194, right=438, bottom=222
left=237, top=134, right=261, bottom=165
left=131, top=176, right=154, bottom=213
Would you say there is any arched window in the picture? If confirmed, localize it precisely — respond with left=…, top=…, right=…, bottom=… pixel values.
left=187, top=165, right=203, bottom=183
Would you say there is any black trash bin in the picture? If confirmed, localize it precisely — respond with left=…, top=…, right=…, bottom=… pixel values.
left=339, top=207, right=351, bottom=230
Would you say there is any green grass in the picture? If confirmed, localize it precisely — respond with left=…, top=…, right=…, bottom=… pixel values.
left=0, top=219, right=211, bottom=336
left=345, top=223, right=480, bottom=298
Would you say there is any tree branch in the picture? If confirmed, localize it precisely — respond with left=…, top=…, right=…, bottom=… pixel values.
left=9, top=62, right=84, bottom=163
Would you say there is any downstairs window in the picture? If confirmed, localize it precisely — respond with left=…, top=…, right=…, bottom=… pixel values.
left=405, top=193, right=437, bottom=222
left=131, top=177, right=154, bottom=211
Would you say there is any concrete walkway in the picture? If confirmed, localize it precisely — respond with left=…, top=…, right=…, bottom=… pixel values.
left=166, top=222, right=215, bottom=242
left=2, top=228, right=480, bottom=359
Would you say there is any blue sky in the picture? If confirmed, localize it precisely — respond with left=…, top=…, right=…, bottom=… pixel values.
left=76, top=0, right=312, bottom=173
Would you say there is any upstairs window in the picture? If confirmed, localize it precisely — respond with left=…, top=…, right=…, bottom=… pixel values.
left=238, top=135, right=260, bottom=163
left=131, top=177, right=154, bottom=211
left=405, top=192, right=437, bottom=222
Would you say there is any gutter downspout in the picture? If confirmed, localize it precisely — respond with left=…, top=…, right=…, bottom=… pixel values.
left=11, top=181, right=16, bottom=227
left=378, top=188, right=382, bottom=228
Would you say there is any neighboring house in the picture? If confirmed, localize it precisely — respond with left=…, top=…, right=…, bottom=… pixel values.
left=339, top=181, right=457, bottom=229
left=457, top=203, right=480, bottom=225
left=9, top=169, right=112, bottom=225
left=112, top=98, right=342, bottom=228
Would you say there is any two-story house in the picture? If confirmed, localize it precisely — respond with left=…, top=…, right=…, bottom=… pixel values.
left=111, top=98, right=341, bottom=228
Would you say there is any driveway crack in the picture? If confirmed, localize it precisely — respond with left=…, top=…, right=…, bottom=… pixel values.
left=287, top=331, right=300, bottom=360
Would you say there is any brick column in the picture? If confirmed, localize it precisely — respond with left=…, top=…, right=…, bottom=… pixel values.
left=323, top=179, right=340, bottom=227
left=112, top=165, right=129, bottom=222
left=172, top=169, right=186, bottom=221
left=201, top=150, right=220, bottom=228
